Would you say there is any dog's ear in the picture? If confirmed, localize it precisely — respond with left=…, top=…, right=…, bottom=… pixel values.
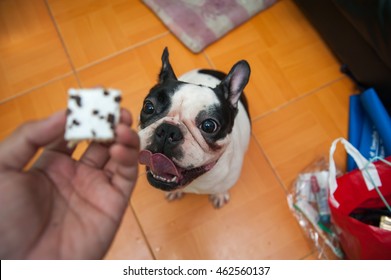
left=219, top=60, right=250, bottom=108
left=158, top=47, right=178, bottom=83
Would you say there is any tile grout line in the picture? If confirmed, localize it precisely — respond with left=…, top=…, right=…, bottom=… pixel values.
left=0, top=72, right=74, bottom=106
left=0, top=0, right=81, bottom=106
left=0, top=26, right=169, bottom=106
left=251, top=75, right=346, bottom=123
left=44, top=0, right=82, bottom=88
left=250, top=75, right=346, bottom=194
left=251, top=133, right=316, bottom=260
left=130, top=172, right=156, bottom=259
left=251, top=132, right=289, bottom=194
left=44, top=2, right=169, bottom=85
left=300, top=249, right=316, bottom=260
left=202, top=51, right=216, bottom=69
left=75, top=31, right=170, bottom=73
left=129, top=203, right=157, bottom=260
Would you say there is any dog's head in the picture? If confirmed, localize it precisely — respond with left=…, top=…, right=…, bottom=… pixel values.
left=138, top=48, right=250, bottom=191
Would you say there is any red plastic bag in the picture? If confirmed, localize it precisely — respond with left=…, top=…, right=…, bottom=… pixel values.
left=328, top=138, right=391, bottom=259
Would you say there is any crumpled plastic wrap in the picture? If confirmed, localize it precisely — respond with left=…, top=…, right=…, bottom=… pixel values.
left=287, top=157, right=344, bottom=259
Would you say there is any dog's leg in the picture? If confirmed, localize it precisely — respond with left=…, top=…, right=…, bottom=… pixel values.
left=165, top=190, right=185, bottom=201
left=209, top=192, right=230, bottom=208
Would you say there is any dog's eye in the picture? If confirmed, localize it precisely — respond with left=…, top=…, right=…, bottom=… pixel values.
left=143, top=101, right=155, bottom=114
left=200, top=119, right=219, bottom=134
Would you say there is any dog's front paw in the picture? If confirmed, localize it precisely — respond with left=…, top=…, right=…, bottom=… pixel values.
left=165, top=190, right=185, bottom=201
left=209, top=192, right=230, bottom=209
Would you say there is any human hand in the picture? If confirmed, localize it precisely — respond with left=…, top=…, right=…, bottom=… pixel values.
left=0, top=109, right=140, bottom=259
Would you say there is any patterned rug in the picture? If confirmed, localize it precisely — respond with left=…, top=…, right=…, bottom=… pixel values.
left=142, top=0, right=277, bottom=53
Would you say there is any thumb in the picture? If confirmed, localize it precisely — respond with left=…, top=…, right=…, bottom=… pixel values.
left=0, top=111, right=66, bottom=171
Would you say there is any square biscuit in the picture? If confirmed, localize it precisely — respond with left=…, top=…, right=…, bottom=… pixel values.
left=65, top=88, right=122, bottom=144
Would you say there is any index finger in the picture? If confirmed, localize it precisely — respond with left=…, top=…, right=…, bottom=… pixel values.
left=105, top=124, right=140, bottom=197
left=120, top=108, right=133, bottom=127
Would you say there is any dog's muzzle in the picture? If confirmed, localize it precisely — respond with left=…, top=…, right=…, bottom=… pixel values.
left=154, top=123, right=183, bottom=155
left=138, top=149, right=217, bottom=191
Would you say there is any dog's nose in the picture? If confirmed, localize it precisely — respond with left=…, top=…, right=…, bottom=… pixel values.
left=155, top=123, right=183, bottom=147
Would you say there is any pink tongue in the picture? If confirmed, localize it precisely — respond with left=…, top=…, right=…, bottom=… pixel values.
left=138, top=150, right=180, bottom=178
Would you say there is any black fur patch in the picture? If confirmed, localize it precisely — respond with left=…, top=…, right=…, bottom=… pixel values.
left=198, top=69, right=250, bottom=121
left=195, top=103, right=234, bottom=150
left=139, top=80, right=183, bottom=129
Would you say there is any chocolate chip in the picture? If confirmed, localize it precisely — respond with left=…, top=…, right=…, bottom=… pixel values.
left=92, top=109, right=99, bottom=115
left=66, top=108, right=72, bottom=115
left=72, top=119, right=80, bottom=126
left=70, top=95, right=82, bottom=107
left=114, top=96, right=122, bottom=103
left=107, top=113, right=115, bottom=124
left=91, top=130, right=96, bottom=137
left=104, top=90, right=110, bottom=96
left=68, top=119, right=81, bottom=129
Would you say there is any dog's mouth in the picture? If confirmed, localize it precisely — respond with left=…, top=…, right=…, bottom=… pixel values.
left=138, top=150, right=216, bottom=191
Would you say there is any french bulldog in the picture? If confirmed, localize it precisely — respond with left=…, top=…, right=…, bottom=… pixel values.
left=138, top=48, right=251, bottom=208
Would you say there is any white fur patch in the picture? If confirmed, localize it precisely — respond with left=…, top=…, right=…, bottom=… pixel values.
left=179, top=70, right=221, bottom=87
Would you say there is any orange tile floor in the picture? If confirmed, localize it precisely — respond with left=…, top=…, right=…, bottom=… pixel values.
left=0, top=0, right=355, bottom=259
